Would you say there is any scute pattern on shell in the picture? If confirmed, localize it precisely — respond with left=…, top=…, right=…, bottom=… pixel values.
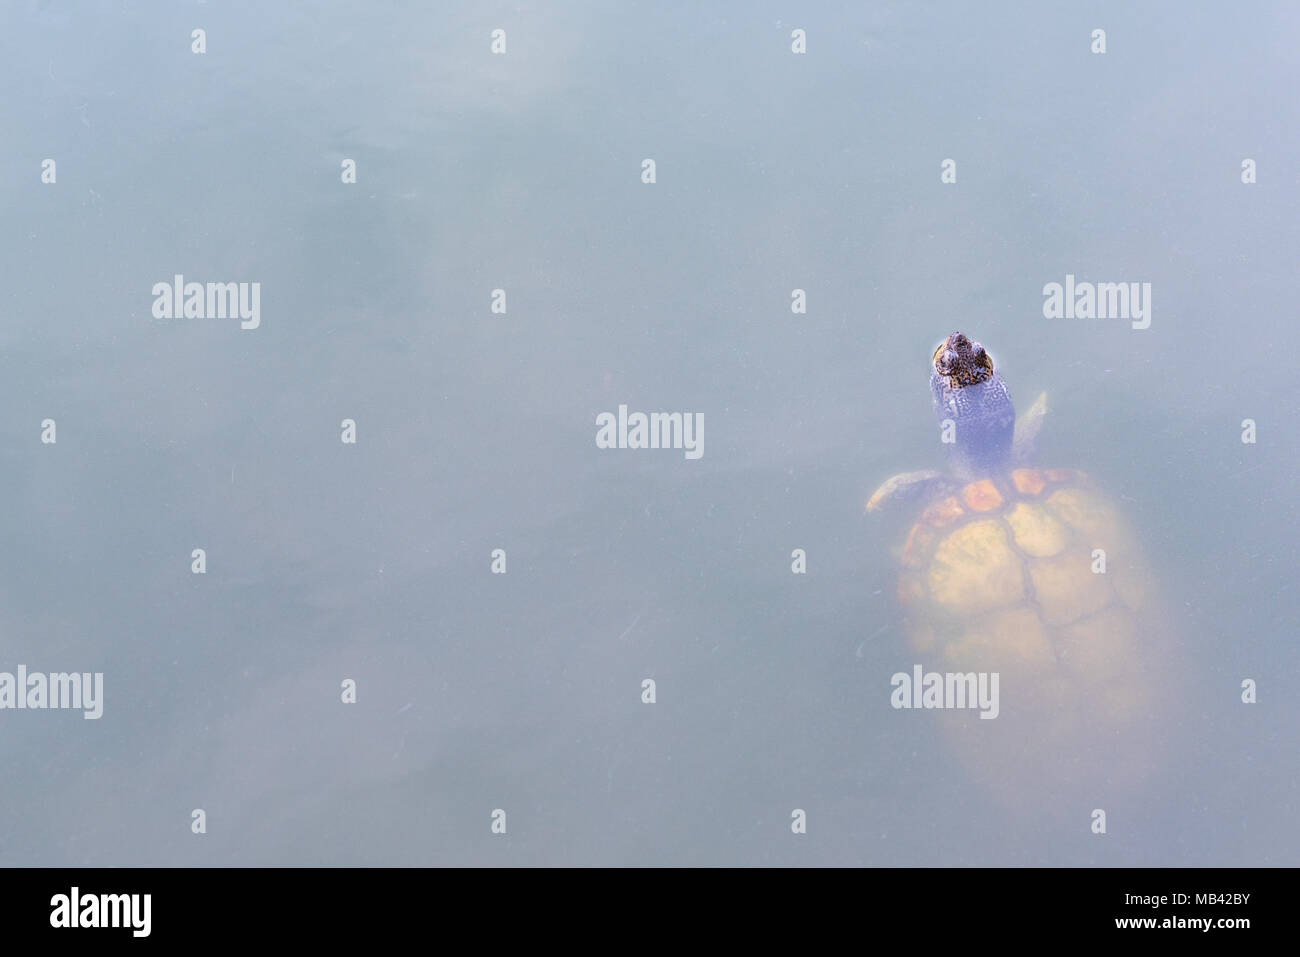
left=899, top=469, right=1149, bottom=626
left=893, top=467, right=1164, bottom=811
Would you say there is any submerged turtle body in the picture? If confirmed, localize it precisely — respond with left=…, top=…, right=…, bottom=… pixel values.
left=871, top=333, right=1170, bottom=814
left=898, top=468, right=1165, bottom=805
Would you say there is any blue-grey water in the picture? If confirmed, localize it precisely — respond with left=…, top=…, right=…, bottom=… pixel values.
left=1, top=1, right=1296, bottom=865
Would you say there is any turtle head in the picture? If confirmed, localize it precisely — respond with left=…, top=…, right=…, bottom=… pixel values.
left=930, top=332, right=1015, bottom=479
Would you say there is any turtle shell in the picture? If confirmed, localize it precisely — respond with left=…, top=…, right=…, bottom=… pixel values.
left=894, top=468, right=1168, bottom=811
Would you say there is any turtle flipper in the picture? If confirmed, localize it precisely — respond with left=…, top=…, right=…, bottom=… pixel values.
left=1012, top=391, right=1048, bottom=463
left=866, top=469, right=947, bottom=513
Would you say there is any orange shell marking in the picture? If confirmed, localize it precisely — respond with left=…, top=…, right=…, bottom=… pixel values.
left=921, top=496, right=965, bottom=527
left=1011, top=468, right=1046, bottom=496
left=901, top=524, right=935, bottom=568
left=961, top=479, right=1003, bottom=512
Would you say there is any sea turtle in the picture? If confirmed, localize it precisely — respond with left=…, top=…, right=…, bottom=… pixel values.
left=868, top=332, right=1171, bottom=814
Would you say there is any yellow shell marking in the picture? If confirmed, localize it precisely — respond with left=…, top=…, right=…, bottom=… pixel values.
left=926, top=519, right=1024, bottom=611
left=1027, top=551, right=1114, bottom=626
left=1059, top=606, right=1145, bottom=722
left=1004, top=502, right=1069, bottom=558
left=940, top=606, right=1056, bottom=679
